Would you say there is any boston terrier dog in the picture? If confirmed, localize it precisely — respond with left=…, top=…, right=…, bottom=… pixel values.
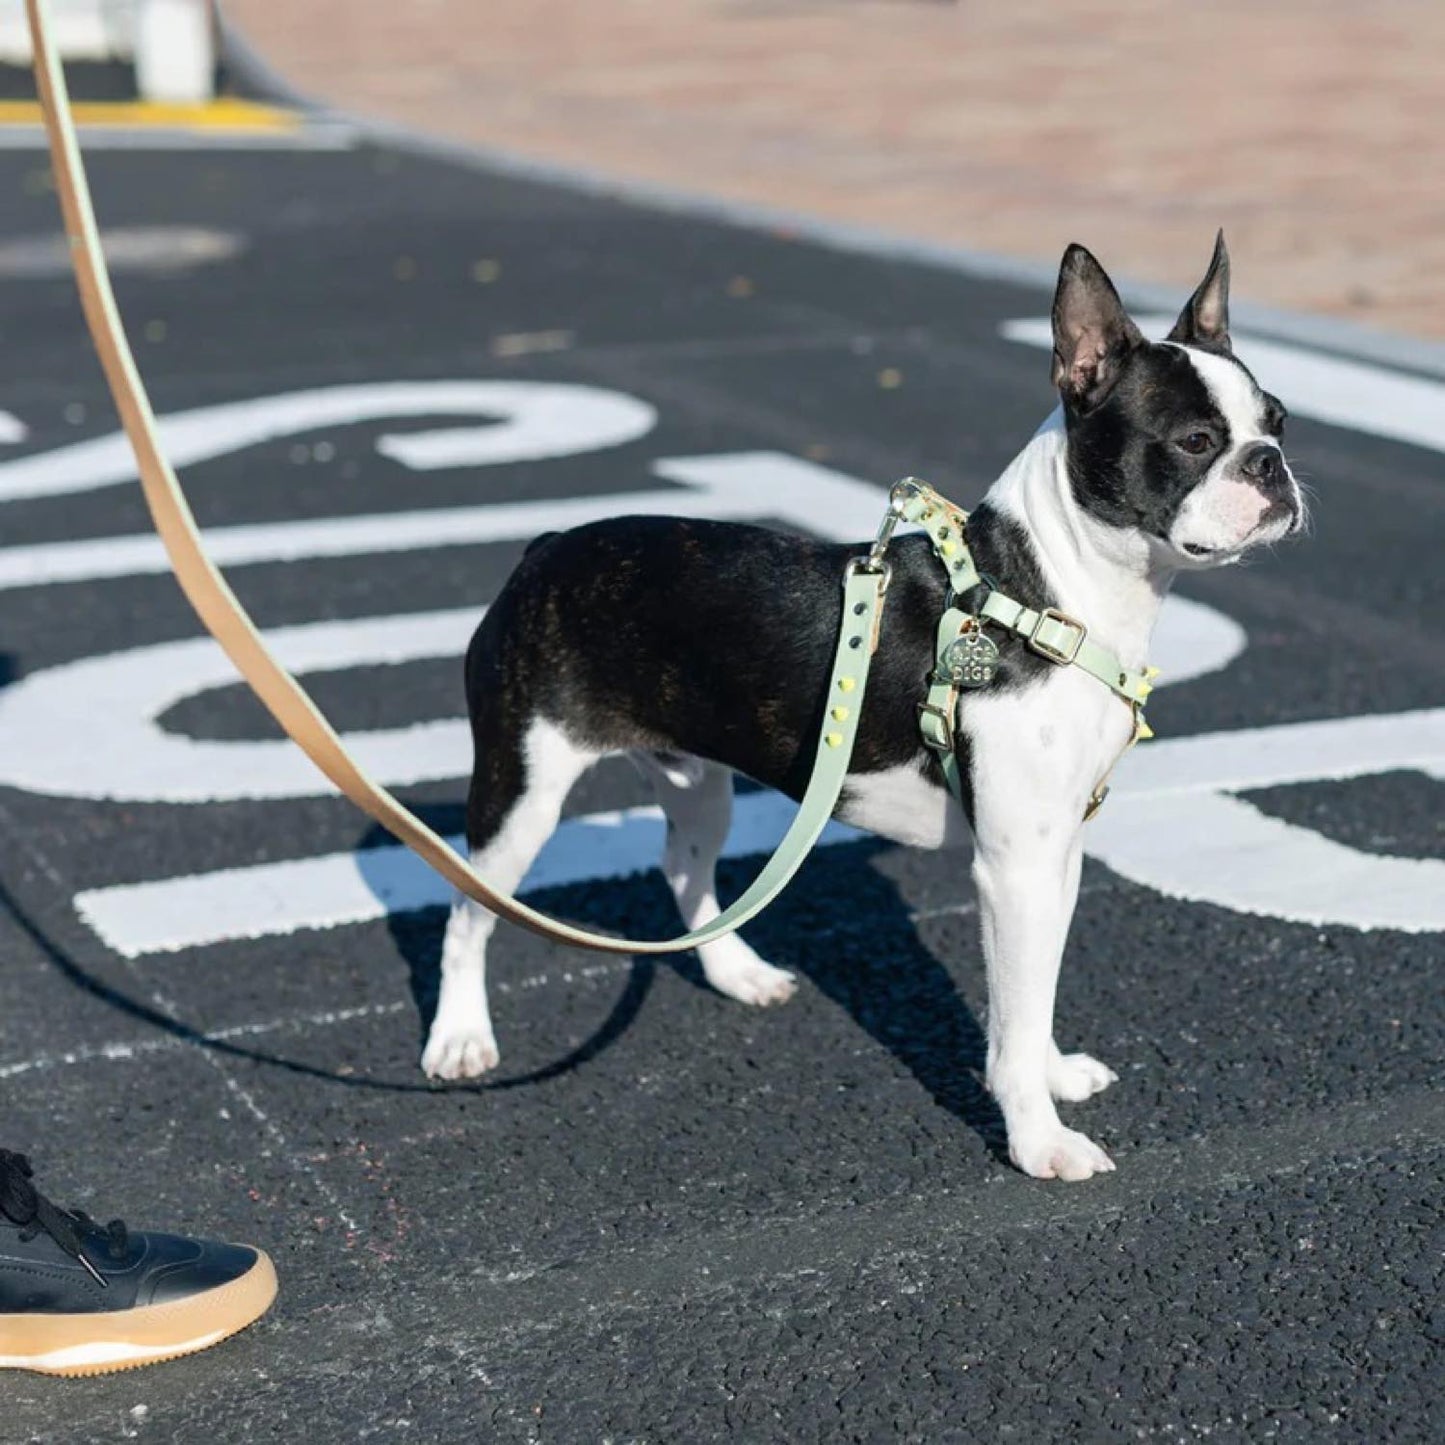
left=423, top=235, right=1303, bottom=1181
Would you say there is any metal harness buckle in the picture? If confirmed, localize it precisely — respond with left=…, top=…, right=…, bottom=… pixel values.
left=917, top=701, right=954, bottom=755
left=1027, top=606, right=1087, bottom=666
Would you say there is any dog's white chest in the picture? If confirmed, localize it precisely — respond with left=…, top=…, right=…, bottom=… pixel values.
left=838, top=763, right=969, bottom=850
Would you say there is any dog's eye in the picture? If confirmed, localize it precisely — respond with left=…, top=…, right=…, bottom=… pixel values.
left=1177, top=431, right=1214, bottom=455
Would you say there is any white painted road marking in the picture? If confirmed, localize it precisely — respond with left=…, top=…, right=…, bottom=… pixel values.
left=1110, top=707, right=1445, bottom=798
left=0, top=450, right=883, bottom=591
left=0, top=381, right=658, bottom=502
left=0, top=607, right=478, bottom=802
left=1002, top=316, right=1445, bottom=457
left=1089, top=790, right=1445, bottom=933
left=73, top=707, right=1445, bottom=955
left=0, top=226, right=245, bottom=279
left=75, top=791, right=867, bottom=957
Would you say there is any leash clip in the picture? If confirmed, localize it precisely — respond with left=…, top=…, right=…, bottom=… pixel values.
left=888, top=476, right=928, bottom=511
left=858, top=476, right=929, bottom=574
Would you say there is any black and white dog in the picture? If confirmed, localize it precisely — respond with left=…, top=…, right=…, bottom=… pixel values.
left=423, top=236, right=1303, bottom=1181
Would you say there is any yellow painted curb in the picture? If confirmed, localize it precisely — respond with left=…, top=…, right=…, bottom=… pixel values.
left=0, top=97, right=301, bottom=132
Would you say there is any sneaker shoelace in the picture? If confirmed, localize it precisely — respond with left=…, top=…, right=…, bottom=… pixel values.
left=0, top=1149, right=129, bottom=1287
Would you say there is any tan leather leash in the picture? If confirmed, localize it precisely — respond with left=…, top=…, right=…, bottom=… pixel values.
left=24, top=0, right=892, bottom=956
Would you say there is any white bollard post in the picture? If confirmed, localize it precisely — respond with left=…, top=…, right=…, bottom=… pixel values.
left=133, top=0, right=214, bottom=104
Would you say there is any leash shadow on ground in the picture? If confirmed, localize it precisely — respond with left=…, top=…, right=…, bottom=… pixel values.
left=0, top=869, right=438, bottom=1095
left=0, top=850, right=649, bottom=1098
left=0, top=793, right=654, bottom=1098
left=381, top=808, right=1006, bottom=1153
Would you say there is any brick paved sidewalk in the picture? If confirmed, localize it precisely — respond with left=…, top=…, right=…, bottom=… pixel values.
left=223, top=0, right=1445, bottom=341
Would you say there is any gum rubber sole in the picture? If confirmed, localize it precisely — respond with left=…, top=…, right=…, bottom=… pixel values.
left=0, top=1247, right=277, bottom=1377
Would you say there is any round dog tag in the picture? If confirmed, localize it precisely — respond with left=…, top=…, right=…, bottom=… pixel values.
left=942, top=628, right=999, bottom=688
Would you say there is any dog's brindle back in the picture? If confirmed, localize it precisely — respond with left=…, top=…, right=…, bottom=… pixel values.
left=464, top=507, right=1055, bottom=840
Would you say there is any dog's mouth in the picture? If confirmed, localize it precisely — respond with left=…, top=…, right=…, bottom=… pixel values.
left=1181, top=499, right=1301, bottom=561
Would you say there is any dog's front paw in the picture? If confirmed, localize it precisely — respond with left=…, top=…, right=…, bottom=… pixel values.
left=702, top=947, right=798, bottom=1007
left=1048, top=1050, right=1119, bottom=1103
left=421, top=1017, right=500, bottom=1081
left=1009, top=1124, right=1116, bottom=1181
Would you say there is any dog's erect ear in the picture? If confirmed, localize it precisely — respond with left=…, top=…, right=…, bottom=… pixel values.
left=1051, top=244, right=1144, bottom=412
left=1167, top=229, right=1232, bottom=353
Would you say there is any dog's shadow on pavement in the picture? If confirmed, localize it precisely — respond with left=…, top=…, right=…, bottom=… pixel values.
left=738, top=842, right=1007, bottom=1153
left=380, top=812, right=1006, bottom=1153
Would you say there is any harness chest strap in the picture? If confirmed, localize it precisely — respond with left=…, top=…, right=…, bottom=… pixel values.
left=975, top=592, right=1154, bottom=708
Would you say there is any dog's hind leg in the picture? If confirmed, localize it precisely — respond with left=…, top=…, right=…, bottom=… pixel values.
left=637, top=753, right=797, bottom=1007
left=422, top=716, right=596, bottom=1080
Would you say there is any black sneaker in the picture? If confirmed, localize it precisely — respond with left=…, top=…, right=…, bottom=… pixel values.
left=0, top=1149, right=277, bottom=1376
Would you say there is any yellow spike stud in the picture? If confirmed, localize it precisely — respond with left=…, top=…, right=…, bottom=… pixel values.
left=825, top=731, right=844, bottom=748
left=831, top=706, right=850, bottom=722
left=837, top=677, right=856, bottom=693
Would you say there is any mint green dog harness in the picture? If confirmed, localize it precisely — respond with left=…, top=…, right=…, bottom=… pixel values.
left=875, top=479, right=1157, bottom=820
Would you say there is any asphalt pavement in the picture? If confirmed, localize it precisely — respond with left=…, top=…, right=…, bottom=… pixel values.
left=0, top=76, right=1441, bottom=1443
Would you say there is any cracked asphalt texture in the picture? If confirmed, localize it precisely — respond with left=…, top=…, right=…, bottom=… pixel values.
left=0, top=91, right=1442, bottom=1444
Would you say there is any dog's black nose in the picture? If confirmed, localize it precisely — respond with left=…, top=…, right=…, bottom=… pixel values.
left=1241, top=443, right=1284, bottom=488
